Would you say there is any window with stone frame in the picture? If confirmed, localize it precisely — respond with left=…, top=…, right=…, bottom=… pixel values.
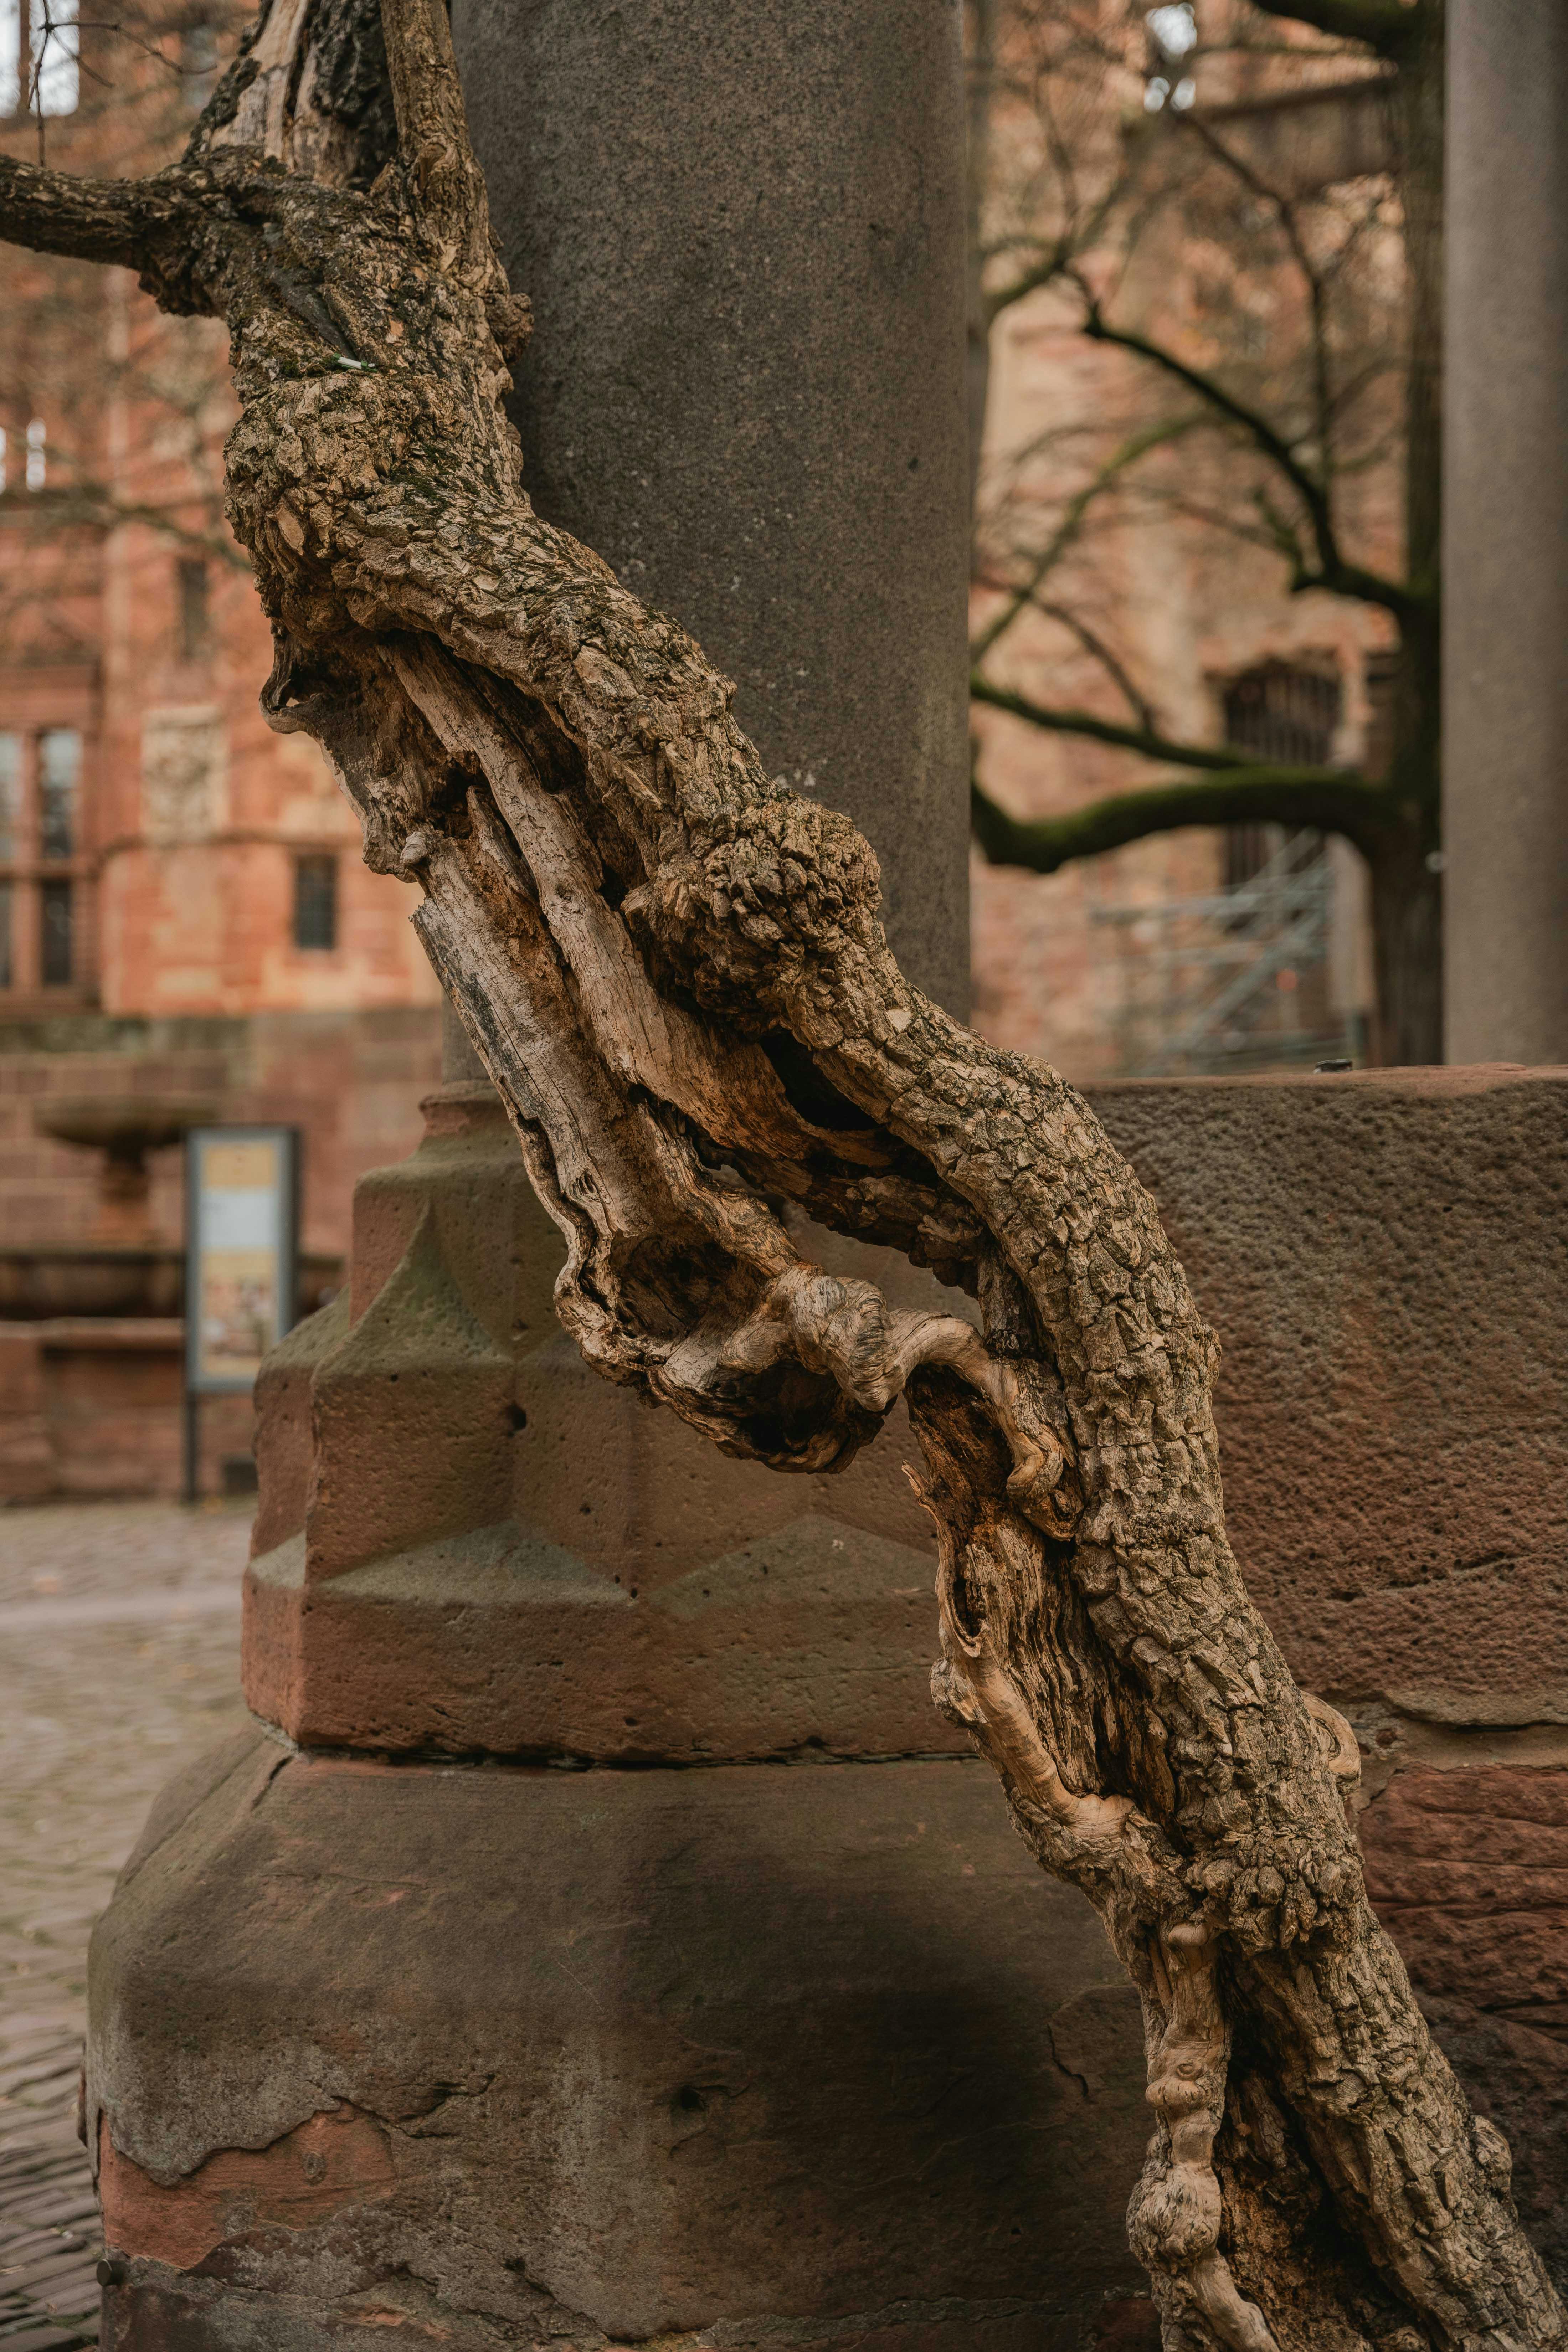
left=0, top=724, right=94, bottom=998
left=293, top=852, right=338, bottom=951
left=1221, top=661, right=1342, bottom=887
left=177, top=555, right=211, bottom=659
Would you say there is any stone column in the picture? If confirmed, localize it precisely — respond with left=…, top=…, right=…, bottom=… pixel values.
left=87, top=13, right=1156, bottom=2349
left=1444, top=0, right=1568, bottom=1064
left=458, top=0, right=972, bottom=1016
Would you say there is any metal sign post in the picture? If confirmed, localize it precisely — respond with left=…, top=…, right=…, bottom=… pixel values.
left=183, top=1126, right=300, bottom=1503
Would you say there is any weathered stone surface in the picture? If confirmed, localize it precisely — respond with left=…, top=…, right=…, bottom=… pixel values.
left=108, top=1067, right=1568, bottom=2339
left=247, top=1066, right=1568, bottom=1756
left=100, top=2106, right=400, bottom=2271
left=91, top=1734, right=1149, bottom=2352
left=1093, top=1067, right=1568, bottom=1722
left=1361, top=1762, right=1568, bottom=2280
left=1362, top=1764, right=1568, bottom=2014
left=243, top=1083, right=966, bottom=1759
left=245, top=1512, right=955, bottom=1761
left=1089, top=2302, right=1162, bottom=2349
left=102, top=2271, right=1147, bottom=2352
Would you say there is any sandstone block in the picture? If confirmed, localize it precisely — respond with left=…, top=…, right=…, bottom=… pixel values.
left=91, top=1734, right=1148, bottom=2352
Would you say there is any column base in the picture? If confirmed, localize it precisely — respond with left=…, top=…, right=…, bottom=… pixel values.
left=90, top=1733, right=1150, bottom=2352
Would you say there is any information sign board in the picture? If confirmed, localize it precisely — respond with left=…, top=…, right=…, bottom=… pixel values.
left=185, top=1126, right=299, bottom=1395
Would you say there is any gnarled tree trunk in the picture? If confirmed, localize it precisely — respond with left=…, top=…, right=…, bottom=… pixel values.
left=1, top=5, right=1557, bottom=2344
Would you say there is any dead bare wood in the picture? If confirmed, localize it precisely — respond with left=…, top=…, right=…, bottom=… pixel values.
left=0, top=4, right=1558, bottom=2343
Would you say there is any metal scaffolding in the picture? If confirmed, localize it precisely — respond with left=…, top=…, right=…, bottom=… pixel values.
left=1091, top=829, right=1353, bottom=1076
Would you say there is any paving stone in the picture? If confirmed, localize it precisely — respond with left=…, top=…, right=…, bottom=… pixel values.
left=0, top=1504, right=249, bottom=2348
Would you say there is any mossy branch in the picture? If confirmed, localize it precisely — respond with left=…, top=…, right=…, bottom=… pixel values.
left=970, top=765, right=1398, bottom=874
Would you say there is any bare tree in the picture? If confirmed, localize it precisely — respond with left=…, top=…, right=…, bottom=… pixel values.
left=968, top=0, right=1442, bottom=1069
left=0, top=3, right=1557, bottom=2342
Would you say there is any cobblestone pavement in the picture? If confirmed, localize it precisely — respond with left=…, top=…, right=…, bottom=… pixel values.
left=0, top=1503, right=251, bottom=2350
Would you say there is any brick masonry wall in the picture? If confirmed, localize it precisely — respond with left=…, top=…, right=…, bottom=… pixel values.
left=2, top=82, right=443, bottom=1041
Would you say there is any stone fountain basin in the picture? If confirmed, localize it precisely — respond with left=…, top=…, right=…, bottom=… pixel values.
left=0, top=1250, right=185, bottom=1320
left=32, top=1097, right=224, bottom=1157
left=0, top=1250, right=343, bottom=1322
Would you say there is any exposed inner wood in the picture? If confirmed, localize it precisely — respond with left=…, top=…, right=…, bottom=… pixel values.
left=0, top=3, right=1558, bottom=2343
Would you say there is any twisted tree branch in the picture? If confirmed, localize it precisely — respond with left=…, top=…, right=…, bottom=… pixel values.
left=0, top=154, right=178, bottom=268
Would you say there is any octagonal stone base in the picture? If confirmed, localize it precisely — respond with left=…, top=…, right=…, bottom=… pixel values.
left=91, top=1733, right=1149, bottom=2352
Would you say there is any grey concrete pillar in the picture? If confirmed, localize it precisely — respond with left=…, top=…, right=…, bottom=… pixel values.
left=1444, top=0, right=1568, bottom=1064
left=455, top=0, right=972, bottom=1016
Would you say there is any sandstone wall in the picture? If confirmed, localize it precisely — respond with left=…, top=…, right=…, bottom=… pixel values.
left=1096, top=1064, right=1568, bottom=2278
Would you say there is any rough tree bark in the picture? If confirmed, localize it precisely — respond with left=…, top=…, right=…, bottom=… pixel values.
left=1, top=4, right=1557, bottom=2345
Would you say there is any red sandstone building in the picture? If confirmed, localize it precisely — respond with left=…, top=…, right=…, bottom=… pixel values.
left=0, top=6, right=441, bottom=1499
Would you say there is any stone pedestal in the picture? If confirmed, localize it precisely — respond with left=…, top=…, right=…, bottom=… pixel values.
left=242, top=1083, right=967, bottom=1763
left=93, top=1741, right=1144, bottom=2352
left=91, top=1074, right=1156, bottom=2352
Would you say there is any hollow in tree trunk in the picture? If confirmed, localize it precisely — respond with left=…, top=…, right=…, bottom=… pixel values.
left=0, top=3, right=1556, bottom=2343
